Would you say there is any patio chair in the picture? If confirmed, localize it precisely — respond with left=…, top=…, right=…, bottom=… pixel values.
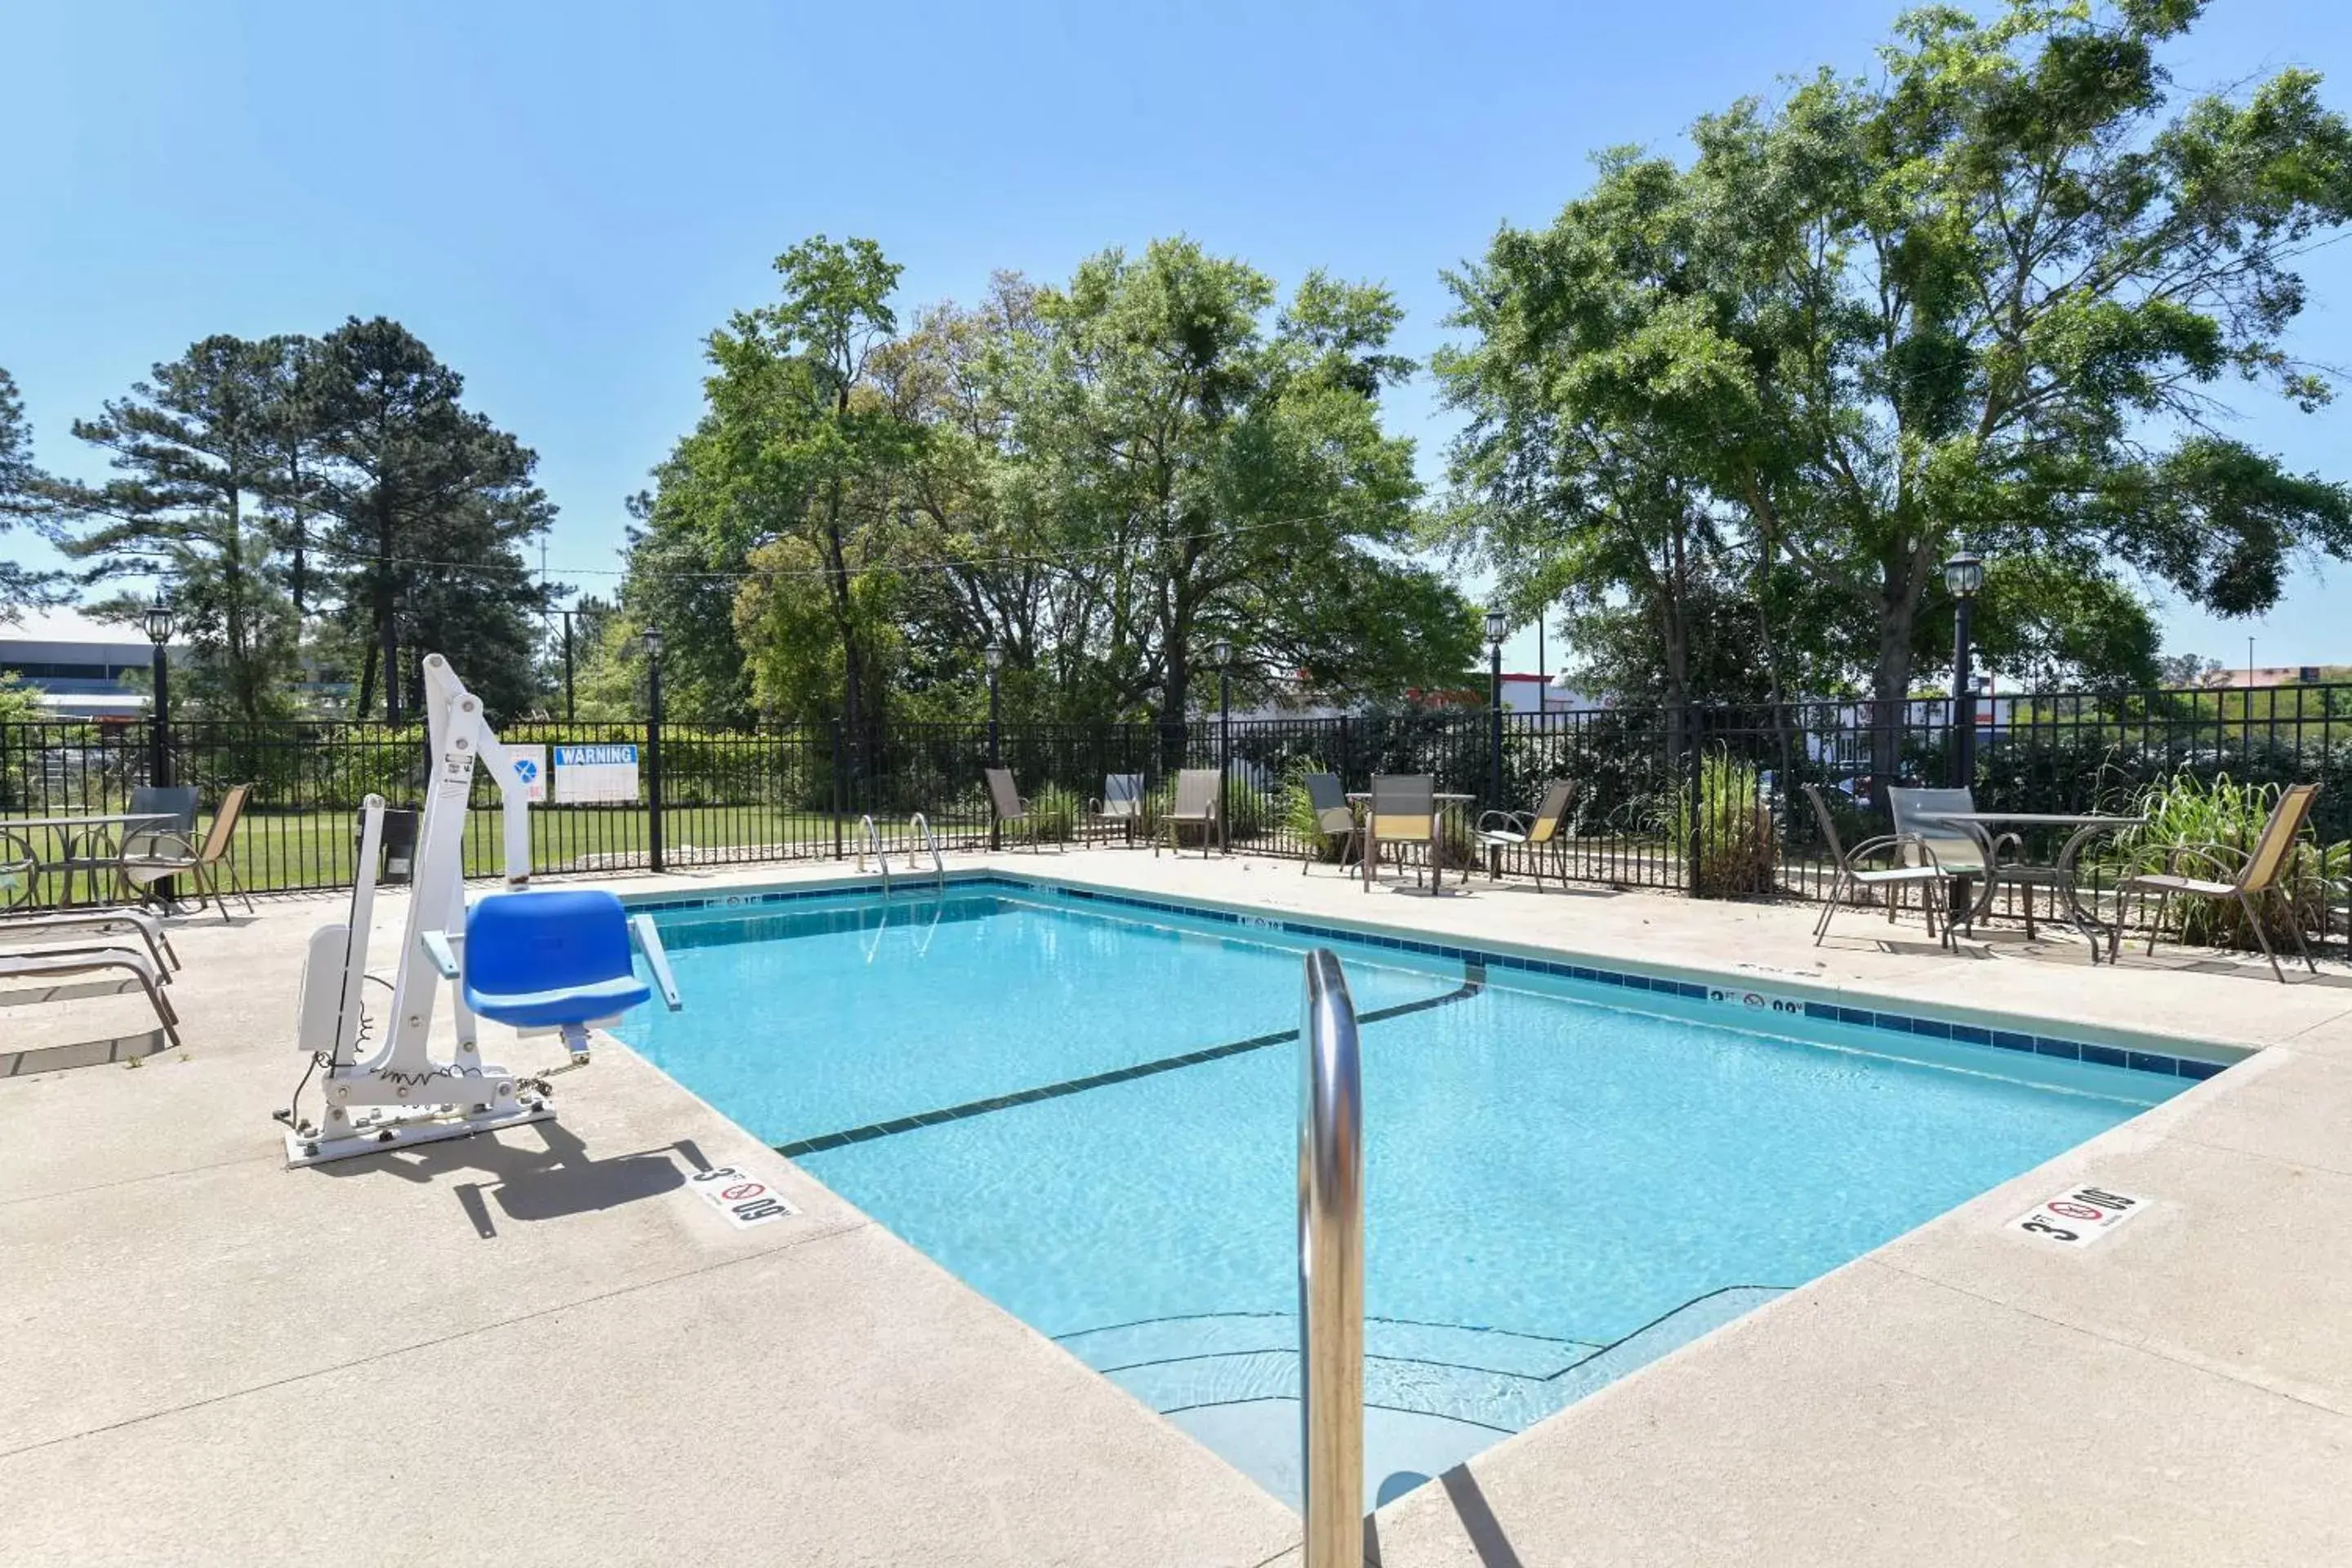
left=1088, top=773, right=1146, bottom=844
left=1364, top=774, right=1437, bottom=892
left=983, top=768, right=1049, bottom=853
left=1802, top=784, right=1950, bottom=947
left=117, top=783, right=256, bottom=923
left=0, top=906, right=180, bottom=976
left=47, top=786, right=202, bottom=908
left=1299, top=772, right=1360, bottom=875
left=2110, top=782, right=2323, bottom=983
left=1473, top=779, right=1576, bottom=889
left=1156, top=768, right=1223, bottom=857
left=0, top=943, right=182, bottom=1049
left=1887, top=786, right=2054, bottom=938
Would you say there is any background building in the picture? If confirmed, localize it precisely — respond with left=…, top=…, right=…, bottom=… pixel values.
left=0, top=608, right=176, bottom=718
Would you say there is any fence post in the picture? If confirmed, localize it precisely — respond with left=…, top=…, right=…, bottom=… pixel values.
left=1683, top=704, right=1703, bottom=898
left=1338, top=713, right=1352, bottom=787
left=645, top=658, right=666, bottom=875
left=831, top=720, right=844, bottom=860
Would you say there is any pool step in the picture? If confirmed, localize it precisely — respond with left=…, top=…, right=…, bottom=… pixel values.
left=1058, top=1288, right=1787, bottom=1435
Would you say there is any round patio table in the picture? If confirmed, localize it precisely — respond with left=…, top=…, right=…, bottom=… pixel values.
left=1346, top=791, right=1476, bottom=894
left=1, top=813, right=180, bottom=908
left=1922, top=810, right=2147, bottom=964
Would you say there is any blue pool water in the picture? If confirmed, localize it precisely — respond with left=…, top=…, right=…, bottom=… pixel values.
left=616, top=880, right=2193, bottom=1508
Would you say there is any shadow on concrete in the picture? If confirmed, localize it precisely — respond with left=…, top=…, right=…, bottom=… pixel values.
left=310, top=1119, right=715, bottom=1238
left=2, top=1027, right=176, bottom=1077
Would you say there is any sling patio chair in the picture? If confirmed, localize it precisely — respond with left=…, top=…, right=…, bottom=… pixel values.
left=117, top=783, right=256, bottom=922
left=983, top=767, right=1054, bottom=853
left=1802, top=784, right=1951, bottom=947
left=1363, top=774, right=1439, bottom=893
left=1887, top=786, right=2057, bottom=938
left=1473, top=779, right=1577, bottom=889
left=1156, top=768, right=1223, bottom=858
left=1087, top=773, right=1147, bottom=844
left=1300, top=772, right=1360, bottom=875
left=0, top=942, right=182, bottom=1049
left=2110, top=782, right=2323, bottom=983
left=44, top=785, right=200, bottom=908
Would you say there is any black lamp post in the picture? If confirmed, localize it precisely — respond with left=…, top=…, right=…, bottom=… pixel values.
left=642, top=625, right=666, bottom=874
left=984, top=643, right=1003, bottom=766
left=1214, top=637, right=1233, bottom=853
left=1944, top=550, right=1984, bottom=786
left=144, top=596, right=176, bottom=789
left=1485, top=605, right=1508, bottom=811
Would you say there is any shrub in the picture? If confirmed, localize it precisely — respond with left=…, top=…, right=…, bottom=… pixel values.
left=1028, top=782, right=1082, bottom=843
left=2110, top=770, right=2346, bottom=951
left=1654, top=748, right=1776, bottom=897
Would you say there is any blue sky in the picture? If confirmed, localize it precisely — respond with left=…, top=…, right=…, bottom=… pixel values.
left=4, top=0, right=2346, bottom=674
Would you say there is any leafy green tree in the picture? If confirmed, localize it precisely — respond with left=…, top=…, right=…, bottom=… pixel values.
left=1004, top=238, right=1475, bottom=732
left=58, top=336, right=301, bottom=719
left=1, top=367, right=70, bottom=618
left=1443, top=0, right=2352, bottom=754
left=307, top=317, right=556, bottom=722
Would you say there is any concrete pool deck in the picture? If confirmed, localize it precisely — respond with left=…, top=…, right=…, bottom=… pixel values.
left=4, top=849, right=2350, bottom=1566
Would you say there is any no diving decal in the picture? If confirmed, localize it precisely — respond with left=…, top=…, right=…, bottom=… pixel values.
left=2007, top=1183, right=2148, bottom=1249
left=1707, top=986, right=1806, bottom=1018
left=689, top=1164, right=798, bottom=1229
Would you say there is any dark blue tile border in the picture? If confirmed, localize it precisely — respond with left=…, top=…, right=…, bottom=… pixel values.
left=632, top=871, right=2236, bottom=1086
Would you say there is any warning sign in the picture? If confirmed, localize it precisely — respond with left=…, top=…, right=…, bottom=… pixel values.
left=554, top=742, right=639, bottom=804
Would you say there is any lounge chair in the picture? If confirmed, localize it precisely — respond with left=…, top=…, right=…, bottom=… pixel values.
left=118, top=783, right=256, bottom=922
left=1156, top=768, right=1223, bottom=857
left=1300, top=772, right=1360, bottom=875
left=0, top=906, right=181, bottom=975
left=1887, top=786, right=2054, bottom=938
left=2111, top=782, right=2322, bottom=983
left=983, top=768, right=1050, bottom=852
left=1088, top=773, right=1146, bottom=844
left=1364, top=774, right=1438, bottom=893
left=0, top=943, right=182, bottom=1049
left=1802, top=784, right=1950, bottom=947
left=1473, top=779, right=1576, bottom=889
left=2, top=829, right=36, bottom=911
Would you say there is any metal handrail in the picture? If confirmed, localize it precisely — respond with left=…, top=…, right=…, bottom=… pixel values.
left=855, top=813, right=891, bottom=897
left=1298, top=947, right=1364, bottom=1568
left=909, top=812, right=946, bottom=893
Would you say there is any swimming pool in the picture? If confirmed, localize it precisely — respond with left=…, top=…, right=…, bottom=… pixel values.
left=615, top=875, right=2208, bottom=1508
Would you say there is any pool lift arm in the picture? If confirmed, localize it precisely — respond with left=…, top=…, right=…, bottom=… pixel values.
left=284, top=653, right=681, bottom=1167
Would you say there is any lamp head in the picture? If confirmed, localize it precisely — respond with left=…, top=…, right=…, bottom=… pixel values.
left=640, top=625, right=665, bottom=660
left=1942, top=550, right=1984, bottom=599
left=984, top=642, right=1003, bottom=675
left=1212, top=638, right=1232, bottom=668
left=1484, top=605, right=1508, bottom=646
left=143, top=597, right=176, bottom=646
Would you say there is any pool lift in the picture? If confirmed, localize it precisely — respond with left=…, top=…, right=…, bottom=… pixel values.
left=283, top=653, right=681, bottom=1168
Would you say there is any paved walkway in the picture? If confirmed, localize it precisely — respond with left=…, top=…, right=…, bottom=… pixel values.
left=5, top=850, right=2350, bottom=1566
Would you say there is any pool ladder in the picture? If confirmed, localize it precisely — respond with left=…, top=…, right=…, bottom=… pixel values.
left=909, top=812, right=946, bottom=893
left=856, top=813, right=947, bottom=898
left=855, top=814, right=890, bottom=896
left=1298, top=949, right=1364, bottom=1568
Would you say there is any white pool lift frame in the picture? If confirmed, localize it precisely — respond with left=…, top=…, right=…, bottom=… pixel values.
left=283, top=653, right=679, bottom=1168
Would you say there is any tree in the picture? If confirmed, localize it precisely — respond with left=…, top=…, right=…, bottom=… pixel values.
left=1003, top=238, right=1475, bottom=733
left=1444, top=0, right=2352, bottom=760
left=0, top=367, right=69, bottom=619
left=307, top=318, right=556, bottom=723
left=59, top=336, right=301, bottom=719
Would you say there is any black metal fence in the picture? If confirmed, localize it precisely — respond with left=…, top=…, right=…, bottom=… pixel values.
left=5, top=682, right=2348, bottom=917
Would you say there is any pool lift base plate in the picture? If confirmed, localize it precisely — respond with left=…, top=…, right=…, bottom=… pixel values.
left=283, top=1092, right=554, bottom=1169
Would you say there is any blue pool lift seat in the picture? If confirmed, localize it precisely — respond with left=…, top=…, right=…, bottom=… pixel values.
left=461, top=889, right=670, bottom=1049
